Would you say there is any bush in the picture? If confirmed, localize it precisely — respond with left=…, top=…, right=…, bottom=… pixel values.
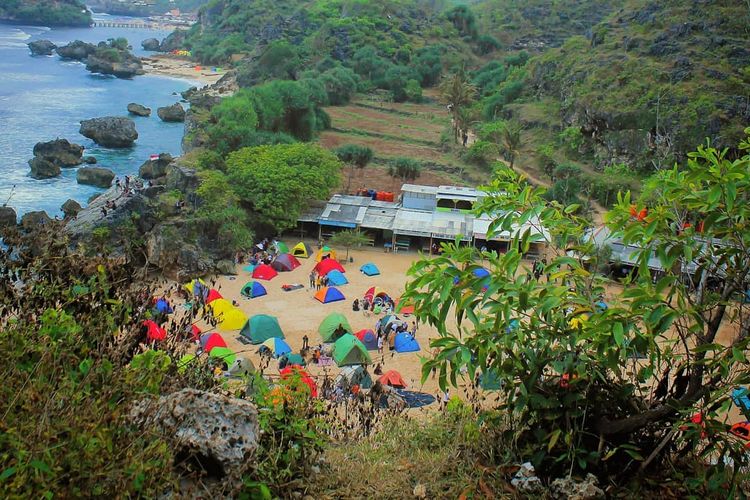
left=461, top=140, right=498, bottom=167
left=559, top=126, right=585, bottom=156
left=476, top=34, right=501, bottom=55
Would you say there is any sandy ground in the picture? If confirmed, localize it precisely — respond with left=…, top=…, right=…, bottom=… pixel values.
left=141, top=54, right=224, bottom=85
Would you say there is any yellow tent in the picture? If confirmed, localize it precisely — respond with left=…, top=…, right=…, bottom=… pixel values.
left=210, top=298, right=234, bottom=316
left=292, top=241, right=313, bottom=259
left=183, top=278, right=207, bottom=294
left=315, top=246, right=337, bottom=262
left=218, top=307, right=248, bottom=331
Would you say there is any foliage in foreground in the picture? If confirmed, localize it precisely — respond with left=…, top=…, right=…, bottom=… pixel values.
left=404, top=131, right=750, bottom=492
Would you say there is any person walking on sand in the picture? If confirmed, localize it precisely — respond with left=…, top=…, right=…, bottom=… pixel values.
left=315, top=276, right=321, bottom=291
left=309, top=271, right=315, bottom=289
left=377, top=335, right=384, bottom=355
left=302, top=334, right=309, bottom=350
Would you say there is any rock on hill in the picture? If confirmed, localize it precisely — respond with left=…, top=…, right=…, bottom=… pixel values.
left=0, top=0, right=91, bottom=27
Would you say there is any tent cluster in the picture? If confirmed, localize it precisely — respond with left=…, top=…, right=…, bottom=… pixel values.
left=184, top=279, right=248, bottom=331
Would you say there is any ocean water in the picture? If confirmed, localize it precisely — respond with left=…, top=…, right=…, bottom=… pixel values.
left=0, top=18, right=198, bottom=217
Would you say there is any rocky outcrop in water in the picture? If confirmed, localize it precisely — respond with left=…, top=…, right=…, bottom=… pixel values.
left=28, top=39, right=56, bottom=56
left=79, top=117, right=138, bottom=148
left=141, top=38, right=160, bottom=51
left=0, top=206, right=17, bottom=228
left=83, top=156, right=97, bottom=164
left=56, top=40, right=96, bottom=61
left=129, top=389, right=259, bottom=477
left=85, top=45, right=144, bottom=79
left=158, top=29, right=186, bottom=52
left=28, top=157, right=60, bottom=179
left=138, top=153, right=173, bottom=179
left=61, top=199, right=82, bottom=219
left=127, top=103, right=151, bottom=117
left=33, top=138, right=84, bottom=167
left=77, top=166, right=115, bottom=188
left=157, top=103, right=185, bottom=122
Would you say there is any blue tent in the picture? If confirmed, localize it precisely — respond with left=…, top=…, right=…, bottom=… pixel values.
left=360, top=262, right=380, bottom=276
left=327, top=269, right=348, bottom=286
left=241, top=281, right=267, bottom=298
left=394, top=332, right=421, bottom=353
left=155, top=298, right=173, bottom=314
left=193, top=281, right=209, bottom=301
left=472, top=267, right=490, bottom=278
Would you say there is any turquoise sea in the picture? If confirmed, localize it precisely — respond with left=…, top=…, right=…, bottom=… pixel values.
left=0, top=15, right=197, bottom=217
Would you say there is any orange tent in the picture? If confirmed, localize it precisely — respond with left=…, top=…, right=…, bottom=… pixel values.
left=379, top=370, right=407, bottom=388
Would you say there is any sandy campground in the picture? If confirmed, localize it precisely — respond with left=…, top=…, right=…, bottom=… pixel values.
left=141, top=54, right=224, bottom=86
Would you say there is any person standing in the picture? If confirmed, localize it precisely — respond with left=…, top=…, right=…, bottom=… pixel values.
left=302, top=334, right=309, bottom=350
left=377, top=335, right=384, bottom=355
left=309, top=271, right=315, bottom=289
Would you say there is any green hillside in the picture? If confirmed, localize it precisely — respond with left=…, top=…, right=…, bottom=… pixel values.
left=0, top=0, right=91, bottom=27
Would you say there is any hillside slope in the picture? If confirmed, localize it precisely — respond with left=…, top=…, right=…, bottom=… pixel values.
left=0, top=0, right=91, bottom=27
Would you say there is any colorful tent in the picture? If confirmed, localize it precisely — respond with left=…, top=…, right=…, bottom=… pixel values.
left=241, top=314, right=284, bottom=344
left=394, top=332, right=420, bottom=353
left=379, top=370, right=407, bottom=388
left=395, top=298, right=414, bottom=315
left=283, top=353, right=306, bottom=367
left=206, top=289, right=223, bottom=303
left=261, top=337, right=292, bottom=358
left=315, top=286, right=346, bottom=304
left=292, top=241, right=313, bottom=258
left=252, top=264, right=278, bottom=281
left=326, top=269, right=348, bottom=286
left=333, top=334, right=372, bottom=366
left=275, top=241, right=290, bottom=254
left=243, top=264, right=256, bottom=273
left=189, top=324, right=201, bottom=341
left=355, top=329, right=378, bottom=350
left=360, top=262, right=380, bottom=276
left=314, top=258, right=345, bottom=276
left=209, top=346, right=236, bottom=367
left=364, top=286, right=389, bottom=303
left=318, top=313, right=352, bottom=342
left=228, top=355, right=255, bottom=377
left=210, top=298, right=233, bottom=316
left=337, top=365, right=373, bottom=389
left=218, top=308, right=248, bottom=331
left=472, top=267, right=490, bottom=278
left=271, top=253, right=301, bottom=272
left=241, top=281, right=267, bottom=298
left=183, top=278, right=207, bottom=295
left=315, top=246, right=337, bottom=262
left=154, top=297, right=173, bottom=314
left=200, top=332, right=227, bottom=352
left=144, top=320, right=166, bottom=342
left=280, top=365, right=318, bottom=397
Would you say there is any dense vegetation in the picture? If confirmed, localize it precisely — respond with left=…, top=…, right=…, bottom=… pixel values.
left=0, top=0, right=91, bottom=26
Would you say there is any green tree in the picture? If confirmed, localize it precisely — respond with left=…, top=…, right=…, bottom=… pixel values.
left=388, top=157, right=421, bottom=190
left=194, top=170, right=254, bottom=253
left=207, top=90, right=259, bottom=155
left=335, top=144, right=373, bottom=192
left=227, top=144, right=342, bottom=231
left=384, top=65, right=420, bottom=103
left=329, top=230, right=370, bottom=261
left=319, top=66, right=359, bottom=106
left=501, top=121, right=523, bottom=169
left=445, top=5, right=478, bottom=39
left=404, top=131, right=750, bottom=487
left=439, top=71, right=478, bottom=143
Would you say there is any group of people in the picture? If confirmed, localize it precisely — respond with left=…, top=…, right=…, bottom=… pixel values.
left=309, top=269, right=330, bottom=290
left=236, top=238, right=282, bottom=266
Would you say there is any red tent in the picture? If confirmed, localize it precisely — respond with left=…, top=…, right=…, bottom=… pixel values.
left=315, top=258, right=345, bottom=276
left=206, top=289, right=223, bottom=303
left=355, top=329, right=378, bottom=350
left=379, top=370, right=407, bottom=388
left=190, top=324, right=201, bottom=341
left=252, top=264, right=279, bottom=281
left=395, top=298, right=415, bottom=315
left=144, top=320, right=166, bottom=342
left=271, top=253, right=301, bottom=272
left=202, top=333, right=227, bottom=353
left=280, top=365, right=318, bottom=397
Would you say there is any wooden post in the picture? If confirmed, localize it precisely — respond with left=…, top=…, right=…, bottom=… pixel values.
left=429, top=235, right=433, bottom=255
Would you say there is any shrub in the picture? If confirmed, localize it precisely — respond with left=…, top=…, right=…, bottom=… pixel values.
left=461, top=140, right=498, bottom=168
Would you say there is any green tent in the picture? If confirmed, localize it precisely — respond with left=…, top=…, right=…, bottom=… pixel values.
left=210, top=347, right=236, bottom=368
left=241, top=314, right=284, bottom=344
left=318, top=312, right=352, bottom=343
left=480, top=369, right=503, bottom=391
left=276, top=241, right=290, bottom=254
left=333, top=334, right=372, bottom=366
left=177, top=353, right=196, bottom=374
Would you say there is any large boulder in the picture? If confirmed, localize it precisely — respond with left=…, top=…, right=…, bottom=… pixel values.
left=550, top=473, right=605, bottom=500
left=130, top=389, right=259, bottom=476
left=21, top=211, right=51, bottom=230
left=127, top=103, right=151, bottom=117
left=33, top=138, right=84, bottom=167
left=0, top=206, right=17, bottom=228
left=83, top=156, right=97, bottom=164
left=28, top=157, right=60, bottom=179
left=55, top=40, right=96, bottom=61
left=157, top=103, right=186, bottom=122
left=28, top=39, right=56, bottom=56
left=85, top=50, right=144, bottom=79
left=77, top=166, right=115, bottom=188
left=165, top=163, right=200, bottom=193
left=141, top=38, right=160, bottom=51
left=158, top=30, right=186, bottom=52
left=61, top=199, right=82, bottom=219
left=79, top=117, right=138, bottom=148
left=139, top=153, right=173, bottom=179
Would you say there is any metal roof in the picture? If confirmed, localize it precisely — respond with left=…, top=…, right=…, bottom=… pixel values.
left=436, top=185, right=483, bottom=201
left=298, top=201, right=326, bottom=222
left=392, top=209, right=433, bottom=237
left=473, top=213, right=550, bottom=242
left=430, top=211, right=473, bottom=239
left=401, top=184, right=438, bottom=195
left=361, top=204, right=398, bottom=230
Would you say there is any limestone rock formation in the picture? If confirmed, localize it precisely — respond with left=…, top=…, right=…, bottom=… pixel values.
left=56, top=40, right=96, bottom=61
left=77, top=166, right=115, bottom=188
left=85, top=50, right=144, bottom=79
left=61, top=199, right=82, bottom=219
left=127, top=103, right=151, bottom=117
left=21, top=211, right=51, bottom=230
left=157, top=102, right=185, bottom=122
left=33, top=138, right=84, bottom=167
left=0, top=206, right=17, bottom=228
left=28, top=157, right=60, bottom=179
left=79, top=117, right=138, bottom=147
left=83, top=156, right=97, bottom=164
left=138, top=153, right=173, bottom=179
left=28, top=39, right=56, bottom=56
left=130, top=389, right=259, bottom=475
left=550, top=473, right=605, bottom=500
left=141, top=38, right=160, bottom=51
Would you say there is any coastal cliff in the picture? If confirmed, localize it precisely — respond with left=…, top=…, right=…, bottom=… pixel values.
left=0, top=0, right=91, bottom=27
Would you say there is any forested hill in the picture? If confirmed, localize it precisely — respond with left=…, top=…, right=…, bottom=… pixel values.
left=0, top=0, right=91, bottom=27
